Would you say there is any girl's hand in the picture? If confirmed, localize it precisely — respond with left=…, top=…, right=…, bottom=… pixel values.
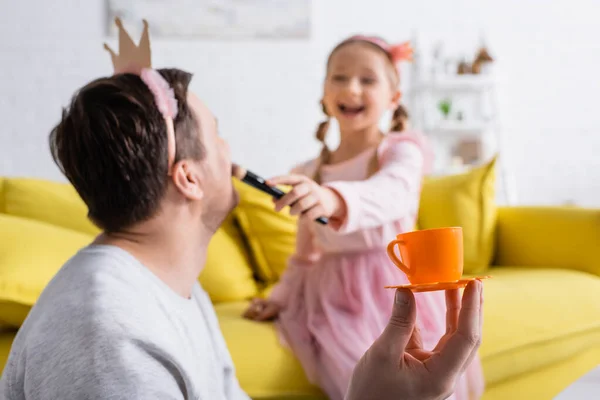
left=267, top=174, right=345, bottom=222
left=242, top=298, right=281, bottom=321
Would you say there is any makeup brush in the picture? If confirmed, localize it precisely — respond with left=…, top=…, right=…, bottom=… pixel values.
left=232, top=164, right=328, bottom=225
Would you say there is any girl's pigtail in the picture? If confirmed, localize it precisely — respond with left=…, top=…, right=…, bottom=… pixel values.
left=313, top=102, right=331, bottom=184
left=390, top=104, right=409, bottom=132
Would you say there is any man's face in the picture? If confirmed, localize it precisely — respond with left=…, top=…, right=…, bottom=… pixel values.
left=187, top=92, right=238, bottom=231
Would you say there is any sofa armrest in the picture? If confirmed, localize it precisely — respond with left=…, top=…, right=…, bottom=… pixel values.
left=494, top=206, right=600, bottom=276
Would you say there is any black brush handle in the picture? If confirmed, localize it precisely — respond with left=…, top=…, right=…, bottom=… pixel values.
left=243, top=171, right=328, bottom=225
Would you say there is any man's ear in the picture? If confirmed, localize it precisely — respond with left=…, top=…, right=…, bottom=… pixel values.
left=171, top=161, right=204, bottom=201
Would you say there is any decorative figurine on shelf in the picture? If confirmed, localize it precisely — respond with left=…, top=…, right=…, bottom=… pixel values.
left=454, top=44, right=495, bottom=75
left=457, top=58, right=471, bottom=75
left=471, top=47, right=494, bottom=74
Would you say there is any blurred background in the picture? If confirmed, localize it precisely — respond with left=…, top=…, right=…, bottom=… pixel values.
left=1, top=0, right=599, bottom=207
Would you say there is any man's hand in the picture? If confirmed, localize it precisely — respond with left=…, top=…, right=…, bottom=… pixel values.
left=267, top=174, right=345, bottom=222
left=242, top=298, right=281, bottom=322
left=346, top=280, right=483, bottom=400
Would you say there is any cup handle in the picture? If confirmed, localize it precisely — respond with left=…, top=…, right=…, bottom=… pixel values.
left=386, top=239, right=411, bottom=276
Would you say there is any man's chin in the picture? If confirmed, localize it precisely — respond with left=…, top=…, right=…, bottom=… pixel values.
left=201, top=187, right=240, bottom=233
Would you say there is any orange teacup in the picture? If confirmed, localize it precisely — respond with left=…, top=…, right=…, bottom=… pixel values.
left=386, top=227, right=463, bottom=285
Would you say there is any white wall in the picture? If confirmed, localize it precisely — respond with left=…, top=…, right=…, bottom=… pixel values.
left=1, top=0, right=599, bottom=206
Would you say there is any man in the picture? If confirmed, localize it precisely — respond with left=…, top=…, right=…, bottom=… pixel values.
left=0, top=66, right=482, bottom=399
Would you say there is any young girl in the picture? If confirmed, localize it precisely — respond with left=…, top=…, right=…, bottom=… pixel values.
left=243, top=35, right=484, bottom=400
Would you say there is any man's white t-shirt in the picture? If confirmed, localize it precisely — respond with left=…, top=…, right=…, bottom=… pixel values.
left=0, top=244, right=250, bottom=400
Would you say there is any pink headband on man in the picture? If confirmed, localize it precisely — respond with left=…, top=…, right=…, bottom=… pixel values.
left=139, top=68, right=178, bottom=175
left=104, top=18, right=178, bottom=175
left=343, top=35, right=414, bottom=69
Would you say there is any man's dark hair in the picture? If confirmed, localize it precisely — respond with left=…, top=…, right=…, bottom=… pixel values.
left=49, top=68, right=203, bottom=233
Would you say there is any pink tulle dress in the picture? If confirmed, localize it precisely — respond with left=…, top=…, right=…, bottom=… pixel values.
left=269, top=131, right=484, bottom=400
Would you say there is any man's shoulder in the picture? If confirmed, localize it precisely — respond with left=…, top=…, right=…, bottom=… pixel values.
left=45, top=245, right=151, bottom=304
left=6, top=246, right=178, bottom=385
left=21, top=245, right=164, bottom=340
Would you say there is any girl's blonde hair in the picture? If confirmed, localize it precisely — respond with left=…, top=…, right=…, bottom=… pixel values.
left=313, top=36, right=411, bottom=183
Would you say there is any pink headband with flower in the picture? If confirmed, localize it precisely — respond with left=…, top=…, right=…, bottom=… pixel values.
left=343, top=35, right=414, bottom=70
left=104, top=18, right=178, bottom=175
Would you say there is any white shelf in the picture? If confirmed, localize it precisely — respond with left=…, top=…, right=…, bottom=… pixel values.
left=425, top=120, right=492, bottom=137
left=411, top=75, right=494, bottom=93
left=407, top=47, right=517, bottom=204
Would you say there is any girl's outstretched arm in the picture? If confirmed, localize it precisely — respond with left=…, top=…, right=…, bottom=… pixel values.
left=268, top=137, right=426, bottom=234
left=323, top=139, right=424, bottom=233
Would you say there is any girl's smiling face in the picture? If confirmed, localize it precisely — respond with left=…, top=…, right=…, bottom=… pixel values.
left=323, top=41, right=400, bottom=132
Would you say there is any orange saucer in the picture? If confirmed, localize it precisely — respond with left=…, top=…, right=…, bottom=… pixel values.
left=385, top=276, right=492, bottom=293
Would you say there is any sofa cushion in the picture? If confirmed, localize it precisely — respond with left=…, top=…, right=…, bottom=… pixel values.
left=479, top=267, right=600, bottom=386
left=482, top=348, right=600, bottom=400
left=3, top=178, right=100, bottom=236
left=418, top=157, right=497, bottom=274
left=495, top=206, right=600, bottom=277
left=215, top=302, right=324, bottom=399
left=0, top=214, right=93, bottom=327
left=233, top=179, right=297, bottom=283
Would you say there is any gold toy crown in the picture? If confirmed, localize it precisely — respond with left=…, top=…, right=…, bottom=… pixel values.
left=104, top=17, right=151, bottom=74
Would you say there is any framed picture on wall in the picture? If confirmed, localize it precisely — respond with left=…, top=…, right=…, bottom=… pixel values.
left=106, top=0, right=311, bottom=39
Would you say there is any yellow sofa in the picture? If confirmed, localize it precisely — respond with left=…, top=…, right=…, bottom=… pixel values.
left=1, top=166, right=599, bottom=399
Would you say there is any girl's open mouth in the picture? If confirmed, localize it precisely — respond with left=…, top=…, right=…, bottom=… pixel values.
left=339, top=104, right=366, bottom=117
